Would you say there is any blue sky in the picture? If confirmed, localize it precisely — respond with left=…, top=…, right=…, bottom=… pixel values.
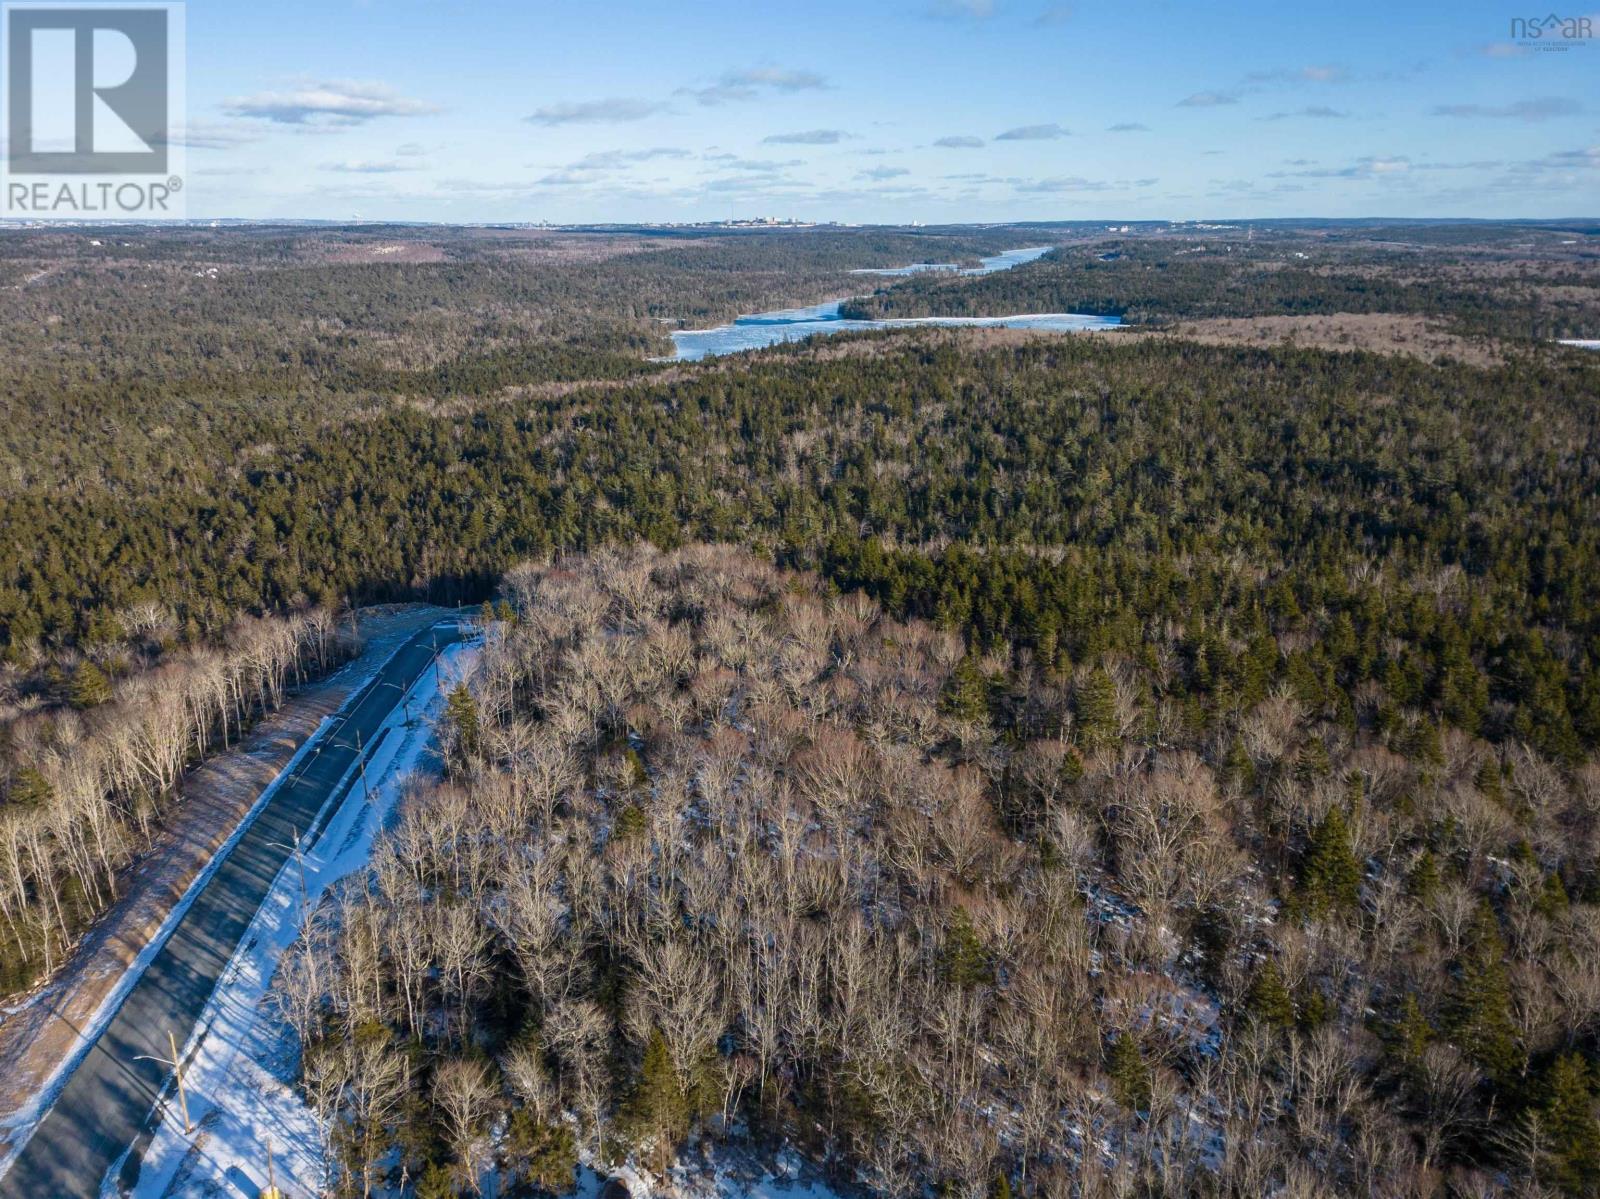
left=177, top=0, right=1598, bottom=221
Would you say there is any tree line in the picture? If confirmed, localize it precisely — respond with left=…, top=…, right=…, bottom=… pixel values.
left=0, top=607, right=349, bottom=990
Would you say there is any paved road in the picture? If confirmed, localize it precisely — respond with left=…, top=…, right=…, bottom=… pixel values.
left=0, top=618, right=467, bottom=1199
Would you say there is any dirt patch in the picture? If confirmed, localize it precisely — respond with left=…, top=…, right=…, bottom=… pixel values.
left=0, top=604, right=449, bottom=1154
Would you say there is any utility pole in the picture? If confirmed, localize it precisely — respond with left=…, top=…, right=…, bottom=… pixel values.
left=259, top=1136, right=283, bottom=1199
left=136, top=1031, right=193, bottom=1135
left=379, top=679, right=413, bottom=724
left=268, top=826, right=309, bottom=919
left=169, top=1030, right=191, bottom=1135
left=291, top=824, right=306, bottom=909
left=354, top=729, right=370, bottom=798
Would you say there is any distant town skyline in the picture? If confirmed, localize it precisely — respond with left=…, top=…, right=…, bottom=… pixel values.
left=172, top=0, right=1596, bottom=222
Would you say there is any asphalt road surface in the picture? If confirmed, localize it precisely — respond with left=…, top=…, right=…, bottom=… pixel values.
left=0, top=618, right=467, bottom=1199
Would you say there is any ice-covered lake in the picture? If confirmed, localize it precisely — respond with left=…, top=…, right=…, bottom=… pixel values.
left=848, top=244, right=1056, bottom=276
left=669, top=245, right=1120, bottom=361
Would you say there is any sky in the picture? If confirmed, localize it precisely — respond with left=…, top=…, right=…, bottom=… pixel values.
left=170, top=0, right=1598, bottom=222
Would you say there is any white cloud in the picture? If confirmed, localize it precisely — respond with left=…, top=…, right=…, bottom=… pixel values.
left=1510, top=145, right=1600, bottom=172
left=1262, top=106, right=1349, bottom=121
left=679, top=67, right=827, bottom=106
left=1012, top=175, right=1110, bottom=191
left=934, top=135, right=986, bottom=148
left=226, top=80, right=436, bottom=126
left=716, top=158, right=804, bottom=173
left=1433, top=97, right=1582, bottom=122
left=320, top=159, right=421, bottom=174
left=1268, top=155, right=1412, bottom=179
left=1178, top=90, right=1239, bottom=108
left=995, top=122, right=1070, bottom=140
left=525, top=98, right=668, bottom=125
left=763, top=129, right=850, bottom=144
left=563, top=147, right=692, bottom=171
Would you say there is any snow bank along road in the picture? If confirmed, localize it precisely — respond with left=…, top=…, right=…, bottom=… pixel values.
left=0, top=619, right=468, bottom=1199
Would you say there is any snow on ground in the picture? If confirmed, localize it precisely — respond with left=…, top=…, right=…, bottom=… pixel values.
left=126, top=634, right=480, bottom=1199
left=0, top=718, right=343, bottom=1173
left=574, top=1141, right=848, bottom=1199
left=0, top=610, right=449, bottom=1182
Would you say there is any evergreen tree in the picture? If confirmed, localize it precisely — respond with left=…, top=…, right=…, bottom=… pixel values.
left=1107, top=1033, right=1152, bottom=1113
left=940, top=654, right=990, bottom=725
left=1296, top=982, right=1329, bottom=1031
left=1538, top=871, right=1571, bottom=919
left=6, top=766, right=52, bottom=810
left=1406, top=849, right=1440, bottom=903
left=1221, top=734, right=1255, bottom=793
left=622, top=1029, right=690, bottom=1158
left=1299, top=806, right=1362, bottom=918
left=1475, top=756, right=1506, bottom=806
left=414, top=1162, right=457, bottom=1199
left=447, top=684, right=482, bottom=762
left=1541, top=1052, right=1600, bottom=1196
left=68, top=661, right=112, bottom=709
left=940, top=909, right=991, bottom=987
left=1406, top=718, right=1444, bottom=768
left=1074, top=667, right=1119, bottom=750
left=614, top=802, right=648, bottom=842
left=1447, top=904, right=1520, bottom=1084
left=1245, top=960, right=1295, bottom=1030
left=1386, top=994, right=1433, bottom=1083
left=505, top=1108, right=578, bottom=1194
left=1294, top=737, right=1331, bottom=783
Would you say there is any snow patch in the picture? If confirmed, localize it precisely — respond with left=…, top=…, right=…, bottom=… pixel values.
left=126, top=637, right=480, bottom=1199
left=0, top=713, right=341, bottom=1165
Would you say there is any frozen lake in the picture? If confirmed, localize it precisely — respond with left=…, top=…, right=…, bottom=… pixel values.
left=848, top=244, right=1055, bottom=277
left=670, top=245, right=1119, bottom=361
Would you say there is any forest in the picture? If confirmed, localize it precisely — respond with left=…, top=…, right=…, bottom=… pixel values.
left=839, top=233, right=1600, bottom=341
left=287, top=545, right=1600, bottom=1198
left=5, top=334, right=1597, bottom=763
left=0, top=605, right=348, bottom=989
left=0, top=220, right=1597, bottom=1195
